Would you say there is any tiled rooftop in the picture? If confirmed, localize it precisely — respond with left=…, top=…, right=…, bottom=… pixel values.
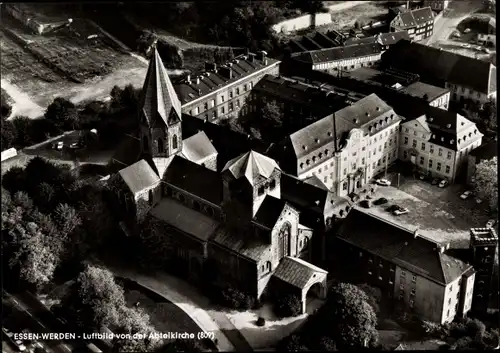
left=118, top=159, right=160, bottom=195
left=292, top=42, right=382, bottom=64
left=273, top=256, right=327, bottom=289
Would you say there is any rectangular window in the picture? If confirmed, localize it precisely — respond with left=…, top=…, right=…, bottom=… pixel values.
left=204, top=102, right=208, bottom=110
left=221, top=96, right=225, bottom=103
left=384, top=142, right=387, bottom=148
left=236, top=88, right=240, bottom=95
left=430, top=145, right=434, bottom=154
left=420, top=156, right=424, bottom=165
left=438, top=148, right=443, bottom=156
left=189, top=110, right=192, bottom=115
left=362, top=146, right=366, bottom=151
left=429, top=159, right=433, bottom=168
left=410, top=300, right=414, bottom=308
left=372, top=162, right=376, bottom=169
left=401, top=271, right=406, bottom=276
left=236, top=100, right=240, bottom=108
left=400, top=284, right=404, bottom=290
left=405, top=128, right=409, bottom=133
left=421, top=142, right=425, bottom=151
left=343, top=182, right=347, bottom=190
left=362, top=158, right=365, bottom=165
left=403, top=151, right=408, bottom=159
left=211, top=99, right=215, bottom=108
left=447, top=151, right=452, bottom=159
left=221, top=106, right=225, bottom=114
left=244, top=84, right=248, bottom=92
left=343, top=168, right=347, bottom=175
left=378, top=146, right=382, bottom=152
left=229, top=102, right=234, bottom=111
left=412, top=275, right=417, bottom=283
left=412, top=139, right=417, bottom=148
left=437, top=162, right=442, bottom=171
left=229, top=91, right=233, bottom=99
left=445, top=165, right=450, bottom=174
left=195, top=107, right=200, bottom=115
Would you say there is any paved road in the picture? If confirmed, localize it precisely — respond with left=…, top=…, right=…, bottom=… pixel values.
left=423, top=0, right=486, bottom=47
left=327, top=0, right=374, bottom=13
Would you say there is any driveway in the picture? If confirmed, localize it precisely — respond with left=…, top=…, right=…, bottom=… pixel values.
left=423, top=0, right=486, bottom=47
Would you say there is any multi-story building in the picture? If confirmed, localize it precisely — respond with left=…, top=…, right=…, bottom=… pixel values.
left=423, top=0, right=450, bottom=12
left=469, top=227, right=498, bottom=314
left=477, top=17, right=496, bottom=47
left=335, top=208, right=475, bottom=324
left=381, top=40, right=497, bottom=106
left=174, top=51, right=280, bottom=122
left=390, top=7, right=435, bottom=42
left=347, top=67, right=451, bottom=110
left=272, top=94, right=402, bottom=197
left=289, top=42, right=383, bottom=75
left=466, top=140, right=497, bottom=185
left=343, top=31, right=411, bottom=49
left=398, top=108, right=483, bottom=182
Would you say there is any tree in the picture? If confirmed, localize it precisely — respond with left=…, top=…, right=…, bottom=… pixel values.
left=324, top=283, right=379, bottom=349
left=1, top=89, right=13, bottom=120
left=277, top=334, right=308, bottom=351
left=472, top=157, right=498, bottom=213
left=274, top=293, right=302, bottom=318
left=1, top=119, right=18, bottom=150
left=11, top=116, right=34, bottom=146
left=480, top=100, right=497, bottom=132
left=357, top=283, right=382, bottom=314
left=45, top=97, right=79, bottom=130
left=255, top=97, right=284, bottom=140
left=62, top=265, right=126, bottom=331
left=110, top=84, right=141, bottom=113
left=2, top=166, right=27, bottom=194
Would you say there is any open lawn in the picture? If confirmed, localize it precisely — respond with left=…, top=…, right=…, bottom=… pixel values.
left=324, top=1, right=388, bottom=32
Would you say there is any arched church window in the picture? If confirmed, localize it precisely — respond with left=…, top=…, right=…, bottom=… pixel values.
left=157, top=138, right=164, bottom=153
left=193, top=200, right=201, bottom=212
left=266, top=261, right=271, bottom=270
left=149, top=189, right=154, bottom=205
left=303, top=237, right=309, bottom=250
left=278, top=222, right=292, bottom=258
left=178, top=193, right=185, bottom=203
left=172, top=135, right=178, bottom=149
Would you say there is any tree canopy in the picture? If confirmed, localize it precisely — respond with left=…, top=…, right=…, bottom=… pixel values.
left=472, top=157, right=498, bottom=213
left=45, top=97, right=79, bottom=130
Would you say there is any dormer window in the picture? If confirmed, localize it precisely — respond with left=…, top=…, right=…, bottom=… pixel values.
left=463, top=136, right=467, bottom=141
left=458, top=139, right=461, bottom=143
left=302, top=145, right=307, bottom=150
left=306, top=159, right=311, bottom=165
left=369, top=127, right=373, bottom=132
left=474, top=129, right=477, bottom=134
left=450, top=140, right=455, bottom=144
left=432, top=134, right=436, bottom=139
left=325, top=149, right=329, bottom=155
left=315, top=138, right=320, bottom=144
left=327, top=131, right=332, bottom=136
left=312, top=156, right=317, bottom=162
left=441, top=137, right=444, bottom=141
left=258, top=186, right=265, bottom=195
left=270, top=179, right=276, bottom=190
left=300, top=162, right=304, bottom=169
left=469, top=132, right=472, bottom=137
left=319, top=153, right=323, bottom=158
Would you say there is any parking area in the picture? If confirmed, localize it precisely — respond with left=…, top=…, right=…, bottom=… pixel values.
left=367, top=167, right=492, bottom=248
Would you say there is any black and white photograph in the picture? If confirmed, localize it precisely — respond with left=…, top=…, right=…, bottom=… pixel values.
left=1, top=0, right=498, bottom=352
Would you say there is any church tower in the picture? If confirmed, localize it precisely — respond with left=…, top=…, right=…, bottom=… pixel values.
left=138, top=48, right=182, bottom=176
left=221, top=150, right=281, bottom=228
left=469, top=227, right=498, bottom=314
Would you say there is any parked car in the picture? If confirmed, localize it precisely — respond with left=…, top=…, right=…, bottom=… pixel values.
left=464, top=28, right=471, bottom=33
left=431, top=178, right=439, bottom=185
left=386, top=204, right=399, bottom=212
left=376, top=178, right=391, bottom=186
left=486, top=219, right=497, bottom=228
left=359, top=200, right=371, bottom=208
left=69, top=142, right=81, bottom=149
left=452, top=31, right=461, bottom=38
left=438, top=179, right=449, bottom=188
left=460, top=190, right=473, bottom=200
left=476, top=198, right=484, bottom=204
left=373, top=197, right=388, bottom=205
left=393, top=206, right=410, bottom=216
left=418, top=173, right=426, bottom=180
left=53, top=141, right=64, bottom=150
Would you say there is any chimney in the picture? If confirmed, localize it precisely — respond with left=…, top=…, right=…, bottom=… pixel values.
left=414, top=229, right=419, bottom=238
left=257, top=50, right=268, bottom=64
left=196, top=77, right=200, bottom=85
left=248, top=53, right=255, bottom=63
left=205, top=62, right=217, bottom=72
left=186, top=74, right=191, bottom=84
left=219, top=66, right=233, bottom=80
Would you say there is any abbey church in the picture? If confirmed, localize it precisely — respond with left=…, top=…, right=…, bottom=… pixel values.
left=110, top=49, right=336, bottom=313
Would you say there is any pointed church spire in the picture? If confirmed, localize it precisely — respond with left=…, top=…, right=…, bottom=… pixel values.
left=140, top=47, right=182, bottom=127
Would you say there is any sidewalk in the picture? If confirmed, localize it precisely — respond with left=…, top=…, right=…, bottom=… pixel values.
left=108, top=265, right=253, bottom=352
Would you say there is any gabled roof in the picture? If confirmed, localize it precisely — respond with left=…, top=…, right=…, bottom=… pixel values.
left=174, top=53, right=280, bottom=105
left=291, top=43, right=382, bottom=64
left=382, top=40, right=496, bottom=94
left=222, top=150, right=280, bottom=186
left=140, top=48, right=182, bottom=127
left=253, top=195, right=287, bottom=230
left=304, top=175, right=329, bottom=190
left=151, top=198, right=220, bottom=241
left=392, top=7, right=434, bottom=28
left=468, top=140, right=498, bottom=161
left=181, top=131, right=217, bottom=164
left=337, top=208, right=473, bottom=285
left=164, top=156, right=222, bottom=206
left=273, top=256, right=327, bottom=289
left=210, top=227, right=270, bottom=262
left=118, top=159, right=160, bottom=195
left=377, top=31, right=411, bottom=46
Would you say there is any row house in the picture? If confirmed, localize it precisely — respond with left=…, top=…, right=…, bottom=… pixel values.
left=398, top=109, right=483, bottom=182
left=271, top=94, right=401, bottom=198
left=335, top=208, right=476, bottom=324
left=290, top=42, right=383, bottom=75
left=175, top=51, right=280, bottom=123
left=390, top=7, right=435, bottom=42
left=381, top=40, right=497, bottom=106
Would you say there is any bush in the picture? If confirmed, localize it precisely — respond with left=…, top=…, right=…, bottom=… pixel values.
left=256, top=317, right=266, bottom=327
left=277, top=334, right=308, bottom=351
left=467, top=318, right=486, bottom=339
left=220, top=287, right=254, bottom=310
left=273, top=293, right=302, bottom=318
